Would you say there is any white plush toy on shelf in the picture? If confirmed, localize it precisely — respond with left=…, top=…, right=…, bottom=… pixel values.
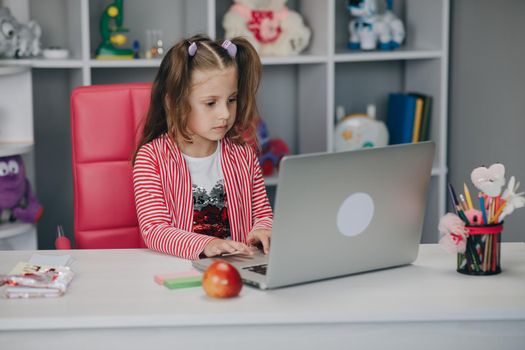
left=347, top=0, right=405, bottom=50
left=334, top=104, right=389, bottom=152
left=223, top=0, right=311, bottom=56
left=0, top=6, right=41, bottom=58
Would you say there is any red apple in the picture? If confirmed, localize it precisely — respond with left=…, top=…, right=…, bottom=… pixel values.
left=202, top=260, right=243, bottom=298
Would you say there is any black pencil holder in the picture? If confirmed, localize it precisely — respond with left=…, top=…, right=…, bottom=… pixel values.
left=457, top=224, right=502, bottom=275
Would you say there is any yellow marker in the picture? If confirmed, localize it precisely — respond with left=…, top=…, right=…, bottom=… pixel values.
left=463, top=183, right=474, bottom=210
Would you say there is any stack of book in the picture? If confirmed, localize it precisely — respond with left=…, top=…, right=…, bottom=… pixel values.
left=386, top=92, right=433, bottom=145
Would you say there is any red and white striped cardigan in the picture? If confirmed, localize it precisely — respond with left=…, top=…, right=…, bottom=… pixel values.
left=133, top=134, right=273, bottom=260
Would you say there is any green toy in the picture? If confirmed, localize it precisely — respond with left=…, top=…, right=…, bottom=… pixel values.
left=95, top=0, right=134, bottom=59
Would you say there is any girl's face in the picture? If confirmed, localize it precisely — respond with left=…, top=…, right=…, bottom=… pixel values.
left=186, top=66, right=238, bottom=155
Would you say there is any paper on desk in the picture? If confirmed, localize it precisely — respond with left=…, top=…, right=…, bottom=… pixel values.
left=28, top=254, right=74, bottom=267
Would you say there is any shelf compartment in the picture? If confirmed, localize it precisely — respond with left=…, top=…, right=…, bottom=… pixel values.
left=333, top=59, right=443, bottom=170
left=90, top=67, right=157, bottom=85
left=334, top=61, right=406, bottom=127
left=258, top=63, right=328, bottom=156
left=89, top=0, right=209, bottom=60
left=215, top=0, right=329, bottom=57
left=258, top=65, right=299, bottom=155
left=29, top=0, right=85, bottom=60
left=334, top=0, right=444, bottom=55
left=0, top=69, right=34, bottom=145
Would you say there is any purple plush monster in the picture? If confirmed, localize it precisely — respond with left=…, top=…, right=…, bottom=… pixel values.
left=0, top=155, right=43, bottom=223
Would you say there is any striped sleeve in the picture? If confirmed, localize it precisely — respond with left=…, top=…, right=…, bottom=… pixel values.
left=248, top=147, right=273, bottom=232
left=133, top=143, right=216, bottom=260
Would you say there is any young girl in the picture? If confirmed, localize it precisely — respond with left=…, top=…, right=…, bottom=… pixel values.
left=133, top=34, right=273, bottom=260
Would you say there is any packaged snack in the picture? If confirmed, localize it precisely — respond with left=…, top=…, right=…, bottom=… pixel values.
left=2, top=262, right=74, bottom=298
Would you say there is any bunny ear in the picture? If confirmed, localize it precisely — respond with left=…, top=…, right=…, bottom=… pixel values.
left=489, top=163, right=506, bottom=179
left=502, top=176, right=514, bottom=200
left=471, top=166, right=488, bottom=190
left=508, top=176, right=516, bottom=191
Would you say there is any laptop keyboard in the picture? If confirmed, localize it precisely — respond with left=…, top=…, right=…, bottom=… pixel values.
left=243, top=264, right=267, bottom=275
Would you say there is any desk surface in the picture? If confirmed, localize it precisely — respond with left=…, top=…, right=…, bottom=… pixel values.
left=1, top=243, right=525, bottom=331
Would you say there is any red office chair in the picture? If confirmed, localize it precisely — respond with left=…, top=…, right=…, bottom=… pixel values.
left=69, top=83, right=151, bottom=249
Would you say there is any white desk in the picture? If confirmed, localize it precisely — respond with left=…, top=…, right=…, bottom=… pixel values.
left=1, top=244, right=524, bottom=350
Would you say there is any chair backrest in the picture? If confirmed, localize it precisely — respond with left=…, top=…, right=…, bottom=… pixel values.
left=70, top=83, right=151, bottom=249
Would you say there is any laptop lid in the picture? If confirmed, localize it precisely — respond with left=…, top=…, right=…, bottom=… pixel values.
left=265, top=142, right=435, bottom=289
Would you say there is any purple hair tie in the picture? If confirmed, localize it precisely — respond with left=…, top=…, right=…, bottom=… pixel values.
left=221, top=40, right=237, bottom=58
left=188, top=42, right=197, bottom=57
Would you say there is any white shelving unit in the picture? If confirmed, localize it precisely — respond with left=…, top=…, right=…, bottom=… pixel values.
left=1, top=0, right=448, bottom=245
left=0, top=63, right=38, bottom=250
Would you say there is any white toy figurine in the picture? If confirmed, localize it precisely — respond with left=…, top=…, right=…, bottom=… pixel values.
left=223, top=0, right=311, bottom=56
left=0, top=6, right=41, bottom=58
left=347, top=0, right=405, bottom=50
left=334, top=104, right=389, bottom=152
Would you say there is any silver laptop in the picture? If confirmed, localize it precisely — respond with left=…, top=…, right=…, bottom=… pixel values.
left=193, top=142, right=435, bottom=289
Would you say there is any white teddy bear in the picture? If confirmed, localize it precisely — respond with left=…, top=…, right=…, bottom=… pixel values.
left=223, top=0, right=311, bottom=56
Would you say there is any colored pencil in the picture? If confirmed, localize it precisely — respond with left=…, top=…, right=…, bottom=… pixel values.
left=479, top=196, right=488, bottom=224
left=493, top=203, right=506, bottom=224
left=456, top=206, right=470, bottom=225
left=463, top=183, right=474, bottom=210
left=492, top=235, right=497, bottom=272
left=486, top=235, right=492, bottom=271
left=490, top=199, right=495, bottom=223
left=483, top=239, right=488, bottom=271
left=448, top=183, right=460, bottom=213
left=459, top=194, right=469, bottom=212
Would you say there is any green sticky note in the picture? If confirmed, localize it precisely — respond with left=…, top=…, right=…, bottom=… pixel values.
left=163, top=276, right=202, bottom=289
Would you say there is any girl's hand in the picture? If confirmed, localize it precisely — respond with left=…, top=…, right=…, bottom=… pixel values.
left=203, top=239, right=253, bottom=257
left=247, top=229, right=272, bottom=255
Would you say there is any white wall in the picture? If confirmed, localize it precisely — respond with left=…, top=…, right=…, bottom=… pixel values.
left=449, top=0, right=525, bottom=242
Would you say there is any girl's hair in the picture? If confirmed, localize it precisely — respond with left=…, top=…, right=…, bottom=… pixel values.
left=133, top=34, right=262, bottom=164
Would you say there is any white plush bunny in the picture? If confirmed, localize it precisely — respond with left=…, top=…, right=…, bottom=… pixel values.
left=223, top=0, right=311, bottom=56
left=500, top=176, right=525, bottom=220
left=0, top=6, right=41, bottom=58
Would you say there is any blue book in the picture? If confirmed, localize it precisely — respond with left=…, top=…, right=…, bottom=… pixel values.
left=386, top=93, right=417, bottom=144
